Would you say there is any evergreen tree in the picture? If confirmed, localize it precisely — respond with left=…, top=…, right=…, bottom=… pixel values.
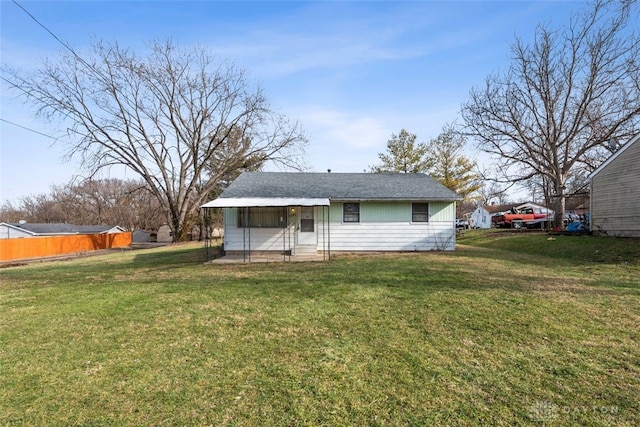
left=427, top=126, right=481, bottom=201
left=368, top=129, right=433, bottom=173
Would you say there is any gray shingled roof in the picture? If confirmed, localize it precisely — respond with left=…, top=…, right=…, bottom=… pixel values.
left=10, top=223, right=118, bottom=234
left=218, top=172, right=461, bottom=201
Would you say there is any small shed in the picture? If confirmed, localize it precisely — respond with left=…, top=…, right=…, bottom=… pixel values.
left=132, top=230, right=151, bottom=243
left=156, top=225, right=173, bottom=243
left=589, top=133, right=640, bottom=237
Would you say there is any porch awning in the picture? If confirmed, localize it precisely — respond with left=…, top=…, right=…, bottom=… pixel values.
left=201, top=197, right=330, bottom=208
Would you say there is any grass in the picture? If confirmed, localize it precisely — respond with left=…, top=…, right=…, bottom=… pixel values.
left=1, top=230, right=639, bottom=426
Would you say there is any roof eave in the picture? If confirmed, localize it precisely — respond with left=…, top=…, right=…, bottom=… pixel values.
left=329, top=197, right=462, bottom=202
left=201, top=197, right=330, bottom=208
left=588, top=133, right=640, bottom=180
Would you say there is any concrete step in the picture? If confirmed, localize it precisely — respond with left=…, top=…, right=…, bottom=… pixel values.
left=294, top=245, right=317, bottom=256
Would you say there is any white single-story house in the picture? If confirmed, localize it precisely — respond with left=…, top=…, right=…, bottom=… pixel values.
left=0, top=222, right=126, bottom=239
left=201, top=172, right=462, bottom=260
left=470, top=202, right=553, bottom=229
left=589, top=133, right=640, bottom=237
left=470, top=205, right=499, bottom=229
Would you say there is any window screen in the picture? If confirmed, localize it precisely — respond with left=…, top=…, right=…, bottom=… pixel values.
left=412, top=203, right=429, bottom=222
left=343, top=203, right=360, bottom=222
left=238, top=207, right=286, bottom=228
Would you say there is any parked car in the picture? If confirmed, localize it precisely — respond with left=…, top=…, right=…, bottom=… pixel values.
left=563, top=212, right=581, bottom=225
left=491, top=207, right=548, bottom=228
left=456, top=219, right=469, bottom=229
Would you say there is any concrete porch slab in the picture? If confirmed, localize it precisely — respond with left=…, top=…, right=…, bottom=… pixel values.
left=206, top=253, right=327, bottom=264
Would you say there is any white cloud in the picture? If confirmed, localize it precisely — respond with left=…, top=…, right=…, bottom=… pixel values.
left=205, top=3, right=486, bottom=79
left=1, top=0, right=584, bottom=198
left=303, top=108, right=387, bottom=149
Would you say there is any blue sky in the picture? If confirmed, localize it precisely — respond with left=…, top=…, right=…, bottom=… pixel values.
left=0, top=0, right=585, bottom=203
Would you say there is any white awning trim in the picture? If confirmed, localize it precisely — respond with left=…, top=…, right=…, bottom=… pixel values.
left=201, top=197, right=330, bottom=208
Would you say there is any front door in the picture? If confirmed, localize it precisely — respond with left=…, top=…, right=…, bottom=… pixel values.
left=297, top=206, right=316, bottom=245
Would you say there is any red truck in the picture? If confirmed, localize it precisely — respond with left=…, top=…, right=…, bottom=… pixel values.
left=491, top=207, right=548, bottom=228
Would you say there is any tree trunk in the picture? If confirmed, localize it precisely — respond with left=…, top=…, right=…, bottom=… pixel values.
left=4, top=40, right=307, bottom=245
left=171, top=216, right=186, bottom=242
left=553, top=179, right=566, bottom=230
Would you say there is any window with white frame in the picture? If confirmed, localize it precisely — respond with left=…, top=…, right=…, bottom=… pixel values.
left=343, top=203, right=360, bottom=223
left=412, top=203, right=429, bottom=222
left=237, top=207, right=287, bottom=228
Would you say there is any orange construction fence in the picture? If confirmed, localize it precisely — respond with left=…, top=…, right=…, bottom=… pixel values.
left=0, top=232, right=132, bottom=262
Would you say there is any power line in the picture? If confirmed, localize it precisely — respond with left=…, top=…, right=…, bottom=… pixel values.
left=10, top=0, right=129, bottom=108
left=1, top=1, right=85, bottom=141
left=6, top=1, right=108, bottom=142
left=1, top=75, right=32, bottom=98
left=11, top=0, right=117, bottom=95
left=0, top=118, right=56, bottom=139
left=11, top=0, right=92, bottom=70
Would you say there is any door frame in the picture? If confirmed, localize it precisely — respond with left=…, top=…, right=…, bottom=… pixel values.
left=296, top=206, right=317, bottom=246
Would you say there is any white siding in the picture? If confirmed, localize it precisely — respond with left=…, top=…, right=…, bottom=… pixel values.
left=0, top=225, right=34, bottom=239
left=224, top=225, right=295, bottom=252
left=470, top=207, right=492, bottom=229
left=318, top=222, right=456, bottom=251
left=222, top=202, right=458, bottom=252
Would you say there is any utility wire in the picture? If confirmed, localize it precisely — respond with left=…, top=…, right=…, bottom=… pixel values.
left=6, top=1, right=112, bottom=140
left=0, top=75, right=32, bottom=97
left=10, top=0, right=116, bottom=97
left=11, top=0, right=93, bottom=71
left=0, top=118, right=57, bottom=139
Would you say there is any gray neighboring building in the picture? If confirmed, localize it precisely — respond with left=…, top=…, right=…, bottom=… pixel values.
left=132, top=229, right=151, bottom=243
left=202, top=172, right=462, bottom=256
left=0, top=222, right=125, bottom=239
left=589, top=133, right=640, bottom=237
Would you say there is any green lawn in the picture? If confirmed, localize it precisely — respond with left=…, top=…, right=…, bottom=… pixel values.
left=1, top=231, right=639, bottom=426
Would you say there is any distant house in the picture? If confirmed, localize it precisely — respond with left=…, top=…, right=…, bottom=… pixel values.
left=470, top=202, right=552, bottom=229
left=469, top=205, right=502, bottom=229
left=0, top=222, right=131, bottom=262
left=589, top=133, right=640, bottom=237
left=0, top=222, right=126, bottom=239
left=201, top=172, right=462, bottom=259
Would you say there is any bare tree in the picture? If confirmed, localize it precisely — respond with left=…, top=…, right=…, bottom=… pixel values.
left=0, top=179, right=165, bottom=230
left=461, top=0, right=640, bottom=228
left=3, top=40, right=307, bottom=240
left=19, top=193, right=67, bottom=223
left=477, top=181, right=510, bottom=206
left=0, top=201, right=26, bottom=223
left=50, top=179, right=165, bottom=230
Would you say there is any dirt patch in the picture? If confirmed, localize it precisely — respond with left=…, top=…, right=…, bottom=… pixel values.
left=0, top=262, right=27, bottom=269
